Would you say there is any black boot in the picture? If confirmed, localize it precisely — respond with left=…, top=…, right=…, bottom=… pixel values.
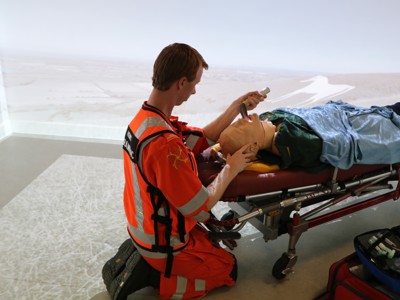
left=113, top=253, right=160, bottom=300
left=102, top=239, right=137, bottom=299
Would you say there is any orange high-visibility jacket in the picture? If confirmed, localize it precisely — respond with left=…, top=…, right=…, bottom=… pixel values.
left=123, top=102, right=212, bottom=273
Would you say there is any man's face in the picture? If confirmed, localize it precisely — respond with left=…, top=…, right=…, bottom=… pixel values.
left=177, top=67, right=203, bottom=105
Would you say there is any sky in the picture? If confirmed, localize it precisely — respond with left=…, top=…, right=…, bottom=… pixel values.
left=1, top=0, right=400, bottom=73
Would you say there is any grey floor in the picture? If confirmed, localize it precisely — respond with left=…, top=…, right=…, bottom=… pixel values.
left=1, top=135, right=400, bottom=300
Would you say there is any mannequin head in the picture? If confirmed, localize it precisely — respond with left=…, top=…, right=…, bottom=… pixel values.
left=219, top=114, right=277, bottom=159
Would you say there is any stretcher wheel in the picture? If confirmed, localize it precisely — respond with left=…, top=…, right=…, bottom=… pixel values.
left=272, top=253, right=291, bottom=280
left=221, top=210, right=237, bottom=231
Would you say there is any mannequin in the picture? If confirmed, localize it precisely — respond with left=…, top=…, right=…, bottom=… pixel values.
left=218, top=101, right=400, bottom=171
left=218, top=113, right=280, bottom=160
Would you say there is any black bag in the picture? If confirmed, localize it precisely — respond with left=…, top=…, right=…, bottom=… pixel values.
left=102, top=239, right=138, bottom=300
left=354, top=225, right=400, bottom=294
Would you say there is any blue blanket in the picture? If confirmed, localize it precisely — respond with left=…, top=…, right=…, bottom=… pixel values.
left=278, top=100, right=400, bottom=169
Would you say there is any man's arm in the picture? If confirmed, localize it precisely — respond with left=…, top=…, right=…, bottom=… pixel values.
left=206, top=144, right=252, bottom=210
left=202, top=91, right=266, bottom=142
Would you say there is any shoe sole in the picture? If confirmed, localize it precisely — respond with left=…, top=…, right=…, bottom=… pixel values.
left=102, top=239, right=137, bottom=299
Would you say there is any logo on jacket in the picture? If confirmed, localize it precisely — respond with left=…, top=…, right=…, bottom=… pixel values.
left=168, top=146, right=188, bottom=169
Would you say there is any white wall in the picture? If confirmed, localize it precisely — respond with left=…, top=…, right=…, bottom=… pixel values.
left=0, top=63, right=11, bottom=140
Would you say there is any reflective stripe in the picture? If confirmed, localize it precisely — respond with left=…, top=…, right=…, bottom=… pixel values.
left=131, top=239, right=182, bottom=259
left=206, top=137, right=214, bottom=146
left=137, top=248, right=169, bottom=259
left=128, top=113, right=206, bottom=253
left=135, top=117, right=174, bottom=175
left=129, top=223, right=189, bottom=248
left=195, top=210, right=210, bottom=222
left=185, top=134, right=200, bottom=151
left=137, top=130, right=210, bottom=223
left=135, top=116, right=172, bottom=139
left=171, top=276, right=188, bottom=299
left=129, top=115, right=174, bottom=247
left=178, top=186, right=210, bottom=221
left=131, top=160, right=145, bottom=231
left=195, top=279, right=206, bottom=292
left=137, top=136, right=157, bottom=176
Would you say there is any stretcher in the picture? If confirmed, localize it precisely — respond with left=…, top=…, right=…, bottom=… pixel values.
left=197, top=157, right=400, bottom=280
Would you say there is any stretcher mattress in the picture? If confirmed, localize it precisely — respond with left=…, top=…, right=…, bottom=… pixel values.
left=198, top=162, right=388, bottom=198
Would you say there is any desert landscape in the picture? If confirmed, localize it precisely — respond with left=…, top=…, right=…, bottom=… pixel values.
left=1, top=55, right=400, bottom=142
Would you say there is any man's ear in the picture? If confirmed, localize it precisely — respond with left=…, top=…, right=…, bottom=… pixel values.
left=177, top=77, right=187, bottom=90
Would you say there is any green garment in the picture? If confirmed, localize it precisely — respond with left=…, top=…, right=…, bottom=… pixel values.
left=258, top=110, right=327, bottom=172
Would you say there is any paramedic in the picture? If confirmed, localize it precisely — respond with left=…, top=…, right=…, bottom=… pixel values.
left=120, top=43, right=266, bottom=299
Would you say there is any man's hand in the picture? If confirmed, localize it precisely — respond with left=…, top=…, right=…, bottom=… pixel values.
left=206, top=143, right=253, bottom=210
left=225, top=143, right=253, bottom=176
left=238, top=91, right=267, bottom=111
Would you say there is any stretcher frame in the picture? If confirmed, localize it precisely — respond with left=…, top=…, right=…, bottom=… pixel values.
left=198, top=161, right=400, bottom=279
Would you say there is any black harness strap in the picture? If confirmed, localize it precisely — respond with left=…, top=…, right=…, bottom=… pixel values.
left=148, top=185, right=175, bottom=278
left=124, top=125, right=187, bottom=278
left=177, top=212, right=186, bottom=243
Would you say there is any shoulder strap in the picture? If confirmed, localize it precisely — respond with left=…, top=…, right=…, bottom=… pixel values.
left=123, top=125, right=187, bottom=278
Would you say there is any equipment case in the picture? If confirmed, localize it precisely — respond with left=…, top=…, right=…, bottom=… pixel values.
left=354, top=226, right=400, bottom=294
left=315, top=252, right=399, bottom=300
